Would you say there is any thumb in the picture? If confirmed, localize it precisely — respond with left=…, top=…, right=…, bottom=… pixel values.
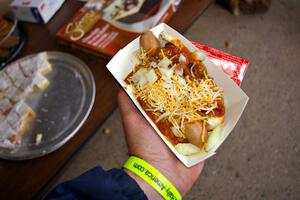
left=118, top=90, right=144, bottom=125
left=117, top=90, right=161, bottom=140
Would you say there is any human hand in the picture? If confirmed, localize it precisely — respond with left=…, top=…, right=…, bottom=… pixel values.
left=118, top=90, right=204, bottom=199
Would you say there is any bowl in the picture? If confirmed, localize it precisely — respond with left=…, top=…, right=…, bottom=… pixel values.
left=0, top=10, right=25, bottom=70
left=0, top=10, right=19, bottom=58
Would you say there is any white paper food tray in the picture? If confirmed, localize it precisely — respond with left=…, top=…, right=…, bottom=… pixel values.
left=106, top=23, right=249, bottom=167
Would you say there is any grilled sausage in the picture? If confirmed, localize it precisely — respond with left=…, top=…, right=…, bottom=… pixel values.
left=140, top=30, right=160, bottom=55
left=184, top=120, right=208, bottom=148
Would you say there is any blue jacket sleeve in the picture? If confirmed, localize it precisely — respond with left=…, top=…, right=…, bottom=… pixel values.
left=45, top=166, right=148, bottom=200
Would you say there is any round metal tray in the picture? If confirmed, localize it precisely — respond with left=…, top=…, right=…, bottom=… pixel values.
left=0, top=51, right=95, bottom=160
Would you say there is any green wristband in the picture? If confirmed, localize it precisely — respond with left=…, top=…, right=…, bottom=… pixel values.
left=123, top=156, right=182, bottom=200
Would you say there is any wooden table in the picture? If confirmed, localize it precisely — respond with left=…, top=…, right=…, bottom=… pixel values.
left=0, top=0, right=211, bottom=199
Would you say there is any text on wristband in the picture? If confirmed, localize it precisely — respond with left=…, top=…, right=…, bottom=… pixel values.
left=133, top=162, right=178, bottom=200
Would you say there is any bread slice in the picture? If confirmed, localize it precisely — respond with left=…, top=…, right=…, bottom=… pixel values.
left=19, top=58, right=36, bottom=77
left=6, top=110, right=20, bottom=127
left=5, top=102, right=35, bottom=145
left=31, top=72, right=49, bottom=91
left=19, top=52, right=52, bottom=76
left=0, top=120, right=16, bottom=148
left=0, top=98, right=13, bottom=114
left=14, top=101, right=35, bottom=119
left=0, top=72, right=11, bottom=92
left=4, top=86, right=24, bottom=103
left=5, top=63, right=27, bottom=87
left=35, top=52, right=52, bottom=75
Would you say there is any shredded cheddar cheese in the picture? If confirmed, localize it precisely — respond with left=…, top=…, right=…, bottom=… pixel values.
left=132, top=70, right=223, bottom=133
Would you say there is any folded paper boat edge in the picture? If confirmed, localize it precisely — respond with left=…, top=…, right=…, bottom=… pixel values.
left=106, top=23, right=249, bottom=167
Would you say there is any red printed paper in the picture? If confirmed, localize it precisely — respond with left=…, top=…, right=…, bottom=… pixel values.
left=192, top=42, right=249, bottom=86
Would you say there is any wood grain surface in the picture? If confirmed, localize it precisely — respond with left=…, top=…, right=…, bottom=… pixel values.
left=0, top=0, right=211, bottom=199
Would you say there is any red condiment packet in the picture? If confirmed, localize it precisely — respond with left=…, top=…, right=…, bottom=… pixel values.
left=191, top=42, right=249, bottom=86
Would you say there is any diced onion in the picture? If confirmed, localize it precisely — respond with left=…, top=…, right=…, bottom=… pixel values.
left=131, top=68, right=148, bottom=86
left=207, top=116, right=224, bottom=131
left=149, top=62, right=157, bottom=68
left=132, top=68, right=159, bottom=87
left=159, top=31, right=176, bottom=44
left=131, top=51, right=141, bottom=66
left=161, top=82, right=172, bottom=89
left=205, top=126, right=222, bottom=152
left=138, top=78, right=147, bottom=87
left=145, top=69, right=158, bottom=84
left=179, top=54, right=187, bottom=63
left=175, top=143, right=200, bottom=156
left=171, top=127, right=185, bottom=138
left=193, top=50, right=207, bottom=61
left=158, top=57, right=172, bottom=69
left=159, top=68, right=174, bottom=81
left=177, top=76, right=186, bottom=86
